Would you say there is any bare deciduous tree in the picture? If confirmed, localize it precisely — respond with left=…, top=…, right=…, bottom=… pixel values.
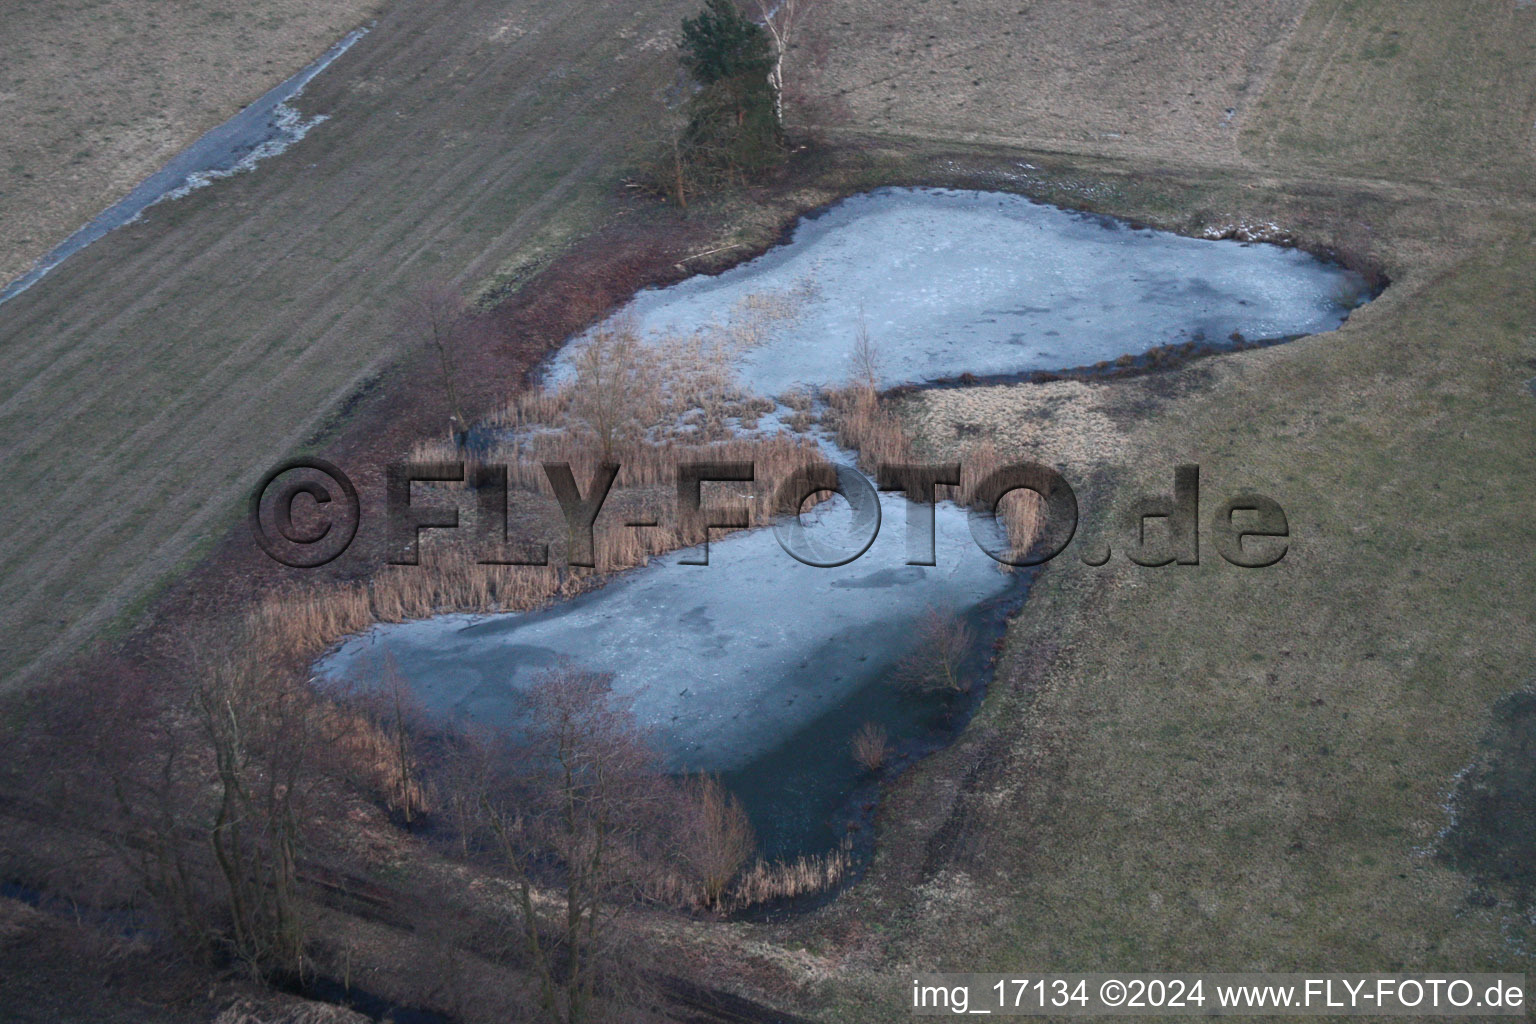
left=850, top=307, right=880, bottom=391
left=2, top=648, right=361, bottom=977
left=564, top=318, right=661, bottom=464
left=194, top=654, right=354, bottom=978
left=397, top=280, right=476, bottom=438
left=480, top=669, right=666, bottom=1024
left=753, top=0, right=818, bottom=126
left=0, top=662, right=213, bottom=952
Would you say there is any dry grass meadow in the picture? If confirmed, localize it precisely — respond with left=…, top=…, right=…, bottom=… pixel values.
left=0, top=0, right=382, bottom=285
left=3, top=0, right=1536, bottom=1019
left=770, top=1, right=1536, bottom=1018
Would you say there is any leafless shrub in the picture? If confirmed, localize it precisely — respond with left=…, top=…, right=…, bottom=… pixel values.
left=1332, top=275, right=1371, bottom=309
left=850, top=721, right=890, bottom=772
left=896, top=608, right=975, bottom=694
left=849, top=309, right=880, bottom=391
left=677, top=774, right=755, bottom=909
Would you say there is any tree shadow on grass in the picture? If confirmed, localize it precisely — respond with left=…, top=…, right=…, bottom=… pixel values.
left=1440, top=688, right=1536, bottom=910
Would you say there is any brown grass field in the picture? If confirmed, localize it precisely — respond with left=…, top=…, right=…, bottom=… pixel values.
left=775, top=2, right=1536, bottom=1017
left=3, top=0, right=1536, bottom=1020
left=0, top=0, right=382, bottom=285
left=0, top=0, right=705, bottom=687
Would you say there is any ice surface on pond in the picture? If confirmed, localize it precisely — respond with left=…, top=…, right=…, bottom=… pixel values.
left=320, top=493, right=1010, bottom=770
left=549, top=187, right=1363, bottom=395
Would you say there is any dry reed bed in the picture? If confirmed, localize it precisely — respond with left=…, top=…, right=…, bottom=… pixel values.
left=257, top=385, right=1041, bottom=665
left=410, top=433, right=829, bottom=527
left=255, top=306, right=835, bottom=663
left=250, top=435, right=837, bottom=665
left=248, top=552, right=579, bottom=664
left=643, top=838, right=854, bottom=911
left=825, top=384, right=1044, bottom=563
left=728, top=838, right=854, bottom=909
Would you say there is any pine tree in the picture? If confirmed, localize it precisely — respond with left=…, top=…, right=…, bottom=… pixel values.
left=675, top=0, right=784, bottom=189
left=679, top=0, right=772, bottom=85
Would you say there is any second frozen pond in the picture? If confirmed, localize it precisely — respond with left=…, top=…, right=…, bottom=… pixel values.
left=322, top=493, right=1011, bottom=771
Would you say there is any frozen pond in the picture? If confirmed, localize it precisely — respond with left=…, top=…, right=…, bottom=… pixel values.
left=319, top=188, right=1369, bottom=860
left=552, top=187, right=1367, bottom=395
left=322, top=489, right=1019, bottom=858
left=323, top=493, right=1010, bottom=772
